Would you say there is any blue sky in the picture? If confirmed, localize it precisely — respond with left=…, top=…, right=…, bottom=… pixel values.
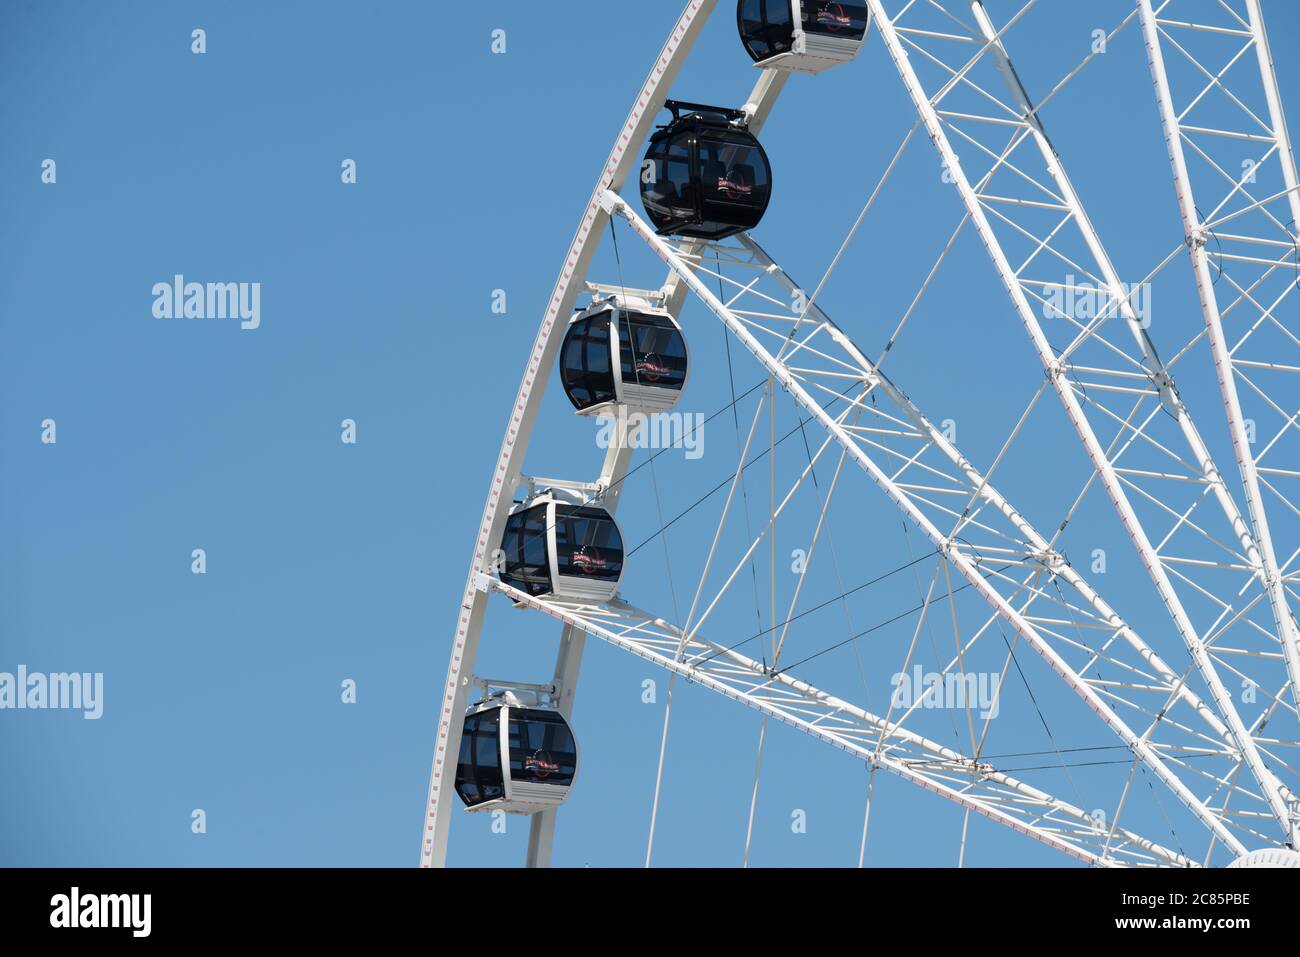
left=3, top=0, right=1300, bottom=868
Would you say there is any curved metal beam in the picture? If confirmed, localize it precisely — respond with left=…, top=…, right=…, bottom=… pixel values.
left=419, top=0, right=722, bottom=869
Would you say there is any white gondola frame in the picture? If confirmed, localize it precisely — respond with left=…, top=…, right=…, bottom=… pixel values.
left=501, top=491, right=625, bottom=604
left=458, top=697, right=581, bottom=816
left=564, top=293, right=692, bottom=417
left=740, top=0, right=869, bottom=74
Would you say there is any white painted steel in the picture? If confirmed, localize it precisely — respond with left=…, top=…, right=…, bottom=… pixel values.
left=604, top=190, right=1252, bottom=853
left=428, top=0, right=1300, bottom=868
left=859, top=0, right=1297, bottom=843
left=482, top=575, right=1192, bottom=867
left=1137, top=0, right=1300, bottom=731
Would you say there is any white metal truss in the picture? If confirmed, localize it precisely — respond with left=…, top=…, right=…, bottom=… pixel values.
left=1137, top=0, right=1300, bottom=724
left=480, top=575, right=1191, bottom=867
left=861, top=0, right=1300, bottom=844
left=603, top=194, right=1300, bottom=856
left=426, top=0, right=1300, bottom=868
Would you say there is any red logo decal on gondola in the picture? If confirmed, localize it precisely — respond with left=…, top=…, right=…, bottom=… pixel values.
left=817, top=2, right=852, bottom=31
left=717, top=168, right=753, bottom=199
left=525, top=750, right=559, bottom=779
left=572, top=546, right=607, bottom=574
left=635, top=354, right=669, bottom=382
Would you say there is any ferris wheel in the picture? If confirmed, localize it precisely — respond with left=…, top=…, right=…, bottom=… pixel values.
left=422, top=0, right=1300, bottom=868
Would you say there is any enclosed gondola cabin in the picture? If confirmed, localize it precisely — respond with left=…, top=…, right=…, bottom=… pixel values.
left=560, top=295, right=689, bottom=415
left=498, top=493, right=625, bottom=602
left=641, top=102, right=772, bottom=240
left=738, top=0, right=870, bottom=72
left=455, top=700, right=579, bottom=814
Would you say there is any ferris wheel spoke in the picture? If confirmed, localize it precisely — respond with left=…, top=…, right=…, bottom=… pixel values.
left=772, top=443, right=858, bottom=667
left=681, top=400, right=857, bottom=643
left=482, top=575, right=1197, bottom=866
left=1139, top=0, right=1300, bottom=739
left=433, top=0, right=1300, bottom=867
left=862, top=0, right=1300, bottom=843
left=597, top=191, right=1298, bottom=854
left=739, top=228, right=1272, bottom=805
left=679, top=388, right=770, bottom=638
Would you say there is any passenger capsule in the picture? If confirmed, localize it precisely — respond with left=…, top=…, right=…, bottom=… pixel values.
left=560, top=296, right=689, bottom=415
left=738, top=0, right=870, bottom=72
left=455, top=700, right=578, bottom=814
left=642, top=101, right=772, bottom=240
left=498, top=493, right=625, bottom=602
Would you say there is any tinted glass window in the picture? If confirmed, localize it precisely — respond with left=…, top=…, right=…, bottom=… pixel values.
left=619, top=312, right=687, bottom=392
left=644, top=115, right=772, bottom=240
left=739, top=0, right=795, bottom=61
left=508, top=709, right=577, bottom=788
left=560, top=312, right=616, bottom=410
left=696, top=133, right=771, bottom=237
left=698, top=134, right=770, bottom=205
left=801, top=1, right=869, bottom=38
left=500, top=504, right=552, bottom=596
left=642, top=132, right=696, bottom=233
left=553, top=505, right=623, bottom=582
left=455, top=708, right=504, bottom=807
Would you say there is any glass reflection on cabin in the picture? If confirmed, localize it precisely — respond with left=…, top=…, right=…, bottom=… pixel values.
left=508, top=708, right=577, bottom=791
left=455, top=705, right=578, bottom=812
left=553, top=505, right=623, bottom=587
left=738, top=0, right=795, bottom=60
left=738, top=1, right=869, bottom=71
left=454, top=707, right=505, bottom=808
left=499, top=503, right=552, bottom=597
left=802, top=0, right=869, bottom=38
left=642, top=108, right=772, bottom=240
left=560, top=306, right=688, bottom=414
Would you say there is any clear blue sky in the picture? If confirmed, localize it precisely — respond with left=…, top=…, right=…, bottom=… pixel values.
left=3, top=0, right=1299, bottom=867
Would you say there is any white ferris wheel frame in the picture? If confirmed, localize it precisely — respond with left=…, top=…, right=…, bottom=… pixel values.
left=422, top=0, right=1300, bottom=868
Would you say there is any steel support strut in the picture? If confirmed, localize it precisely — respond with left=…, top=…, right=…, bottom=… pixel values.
left=1137, top=0, right=1300, bottom=732
left=486, top=577, right=1195, bottom=866
left=858, top=0, right=1296, bottom=844
left=603, top=189, right=1251, bottom=855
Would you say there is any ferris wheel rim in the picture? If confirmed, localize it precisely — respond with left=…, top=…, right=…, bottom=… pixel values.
left=426, top=0, right=1300, bottom=867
